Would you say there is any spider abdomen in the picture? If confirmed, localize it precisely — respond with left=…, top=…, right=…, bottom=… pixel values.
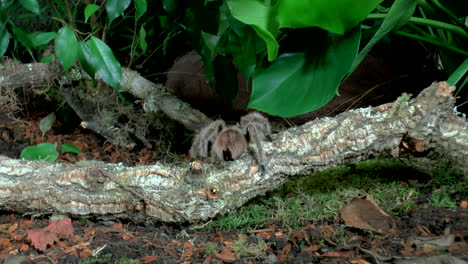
left=213, top=127, right=247, bottom=161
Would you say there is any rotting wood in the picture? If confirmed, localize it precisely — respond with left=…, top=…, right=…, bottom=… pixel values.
left=0, top=82, right=466, bottom=223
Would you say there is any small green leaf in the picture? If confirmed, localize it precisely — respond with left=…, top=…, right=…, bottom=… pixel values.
left=19, top=0, right=40, bottom=15
left=55, top=26, right=78, bottom=72
left=448, top=58, right=468, bottom=96
left=106, top=0, right=131, bottom=25
left=39, top=113, right=56, bottom=137
left=81, top=37, right=122, bottom=90
left=12, top=26, right=33, bottom=49
left=77, top=41, right=95, bottom=78
left=29, top=31, right=57, bottom=48
left=84, top=4, right=100, bottom=23
left=40, top=54, right=54, bottom=63
left=59, top=144, right=81, bottom=154
left=0, top=20, right=10, bottom=57
left=20, top=143, right=59, bottom=162
left=134, top=0, right=147, bottom=20
left=139, top=25, right=147, bottom=52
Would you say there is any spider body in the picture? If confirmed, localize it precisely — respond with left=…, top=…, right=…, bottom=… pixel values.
left=213, top=126, right=247, bottom=161
left=189, top=112, right=272, bottom=172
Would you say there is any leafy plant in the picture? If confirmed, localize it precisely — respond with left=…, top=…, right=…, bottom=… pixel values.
left=1, top=0, right=465, bottom=118
left=20, top=142, right=81, bottom=162
left=20, top=143, right=60, bottom=162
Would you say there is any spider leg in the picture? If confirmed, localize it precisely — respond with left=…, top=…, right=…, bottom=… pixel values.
left=248, top=126, right=267, bottom=174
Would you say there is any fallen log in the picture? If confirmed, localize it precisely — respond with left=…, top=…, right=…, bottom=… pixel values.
left=0, top=82, right=466, bottom=223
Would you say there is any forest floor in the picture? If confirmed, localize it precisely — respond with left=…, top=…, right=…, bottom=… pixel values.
left=0, top=114, right=467, bottom=264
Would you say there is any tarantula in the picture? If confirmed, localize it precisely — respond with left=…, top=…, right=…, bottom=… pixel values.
left=189, top=112, right=272, bottom=171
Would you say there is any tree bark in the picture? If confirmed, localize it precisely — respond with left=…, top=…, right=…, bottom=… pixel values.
left=0, top=82, right=466, bottom=223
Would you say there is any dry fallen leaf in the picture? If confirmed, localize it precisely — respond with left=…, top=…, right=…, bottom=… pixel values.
left=341, top=194, right=398, bottom=235
left=27, top=218, right=73, bottom=251
left=140, top=256, right=158, bottom=263
left=213, top=248, right=238, bottom=263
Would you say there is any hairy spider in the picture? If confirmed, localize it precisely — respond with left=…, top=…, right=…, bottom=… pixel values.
left=189, top=112, right=272, bottom=171
left=189, top=119, right=225, bottom=159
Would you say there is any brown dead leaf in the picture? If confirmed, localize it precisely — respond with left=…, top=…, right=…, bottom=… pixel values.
left=417, top=226, right=434, bottom=236
left=290, top=230, right=306, bottom=244
left=351, top=259, right=372, bottom=264
left=112, top=222, right=123, bottom=229
left=213, top=248, right=238, bottom=263
left=203, top=255, right=212, bottom=264
left=19, top=244, right=29, bottom=251
left=7, top=223, right=18, bottom=233
left=301, top=245, right=320, bottom=252
left=341, top=194, right=398, bottom=235
left=122, top=234, right=135, bottom=240
left=460, top=201, right=468, bottom=208
left=80, top=249, right=93, bottom=259
left=140, top=256, right=158, bottom=263
left=255, top=232, right=271, bottom=240
left=103, top=144, right=113, bottom=152
left=223, top=241, right=236, bottom=247
left=321, top=250, right=354, bottom=257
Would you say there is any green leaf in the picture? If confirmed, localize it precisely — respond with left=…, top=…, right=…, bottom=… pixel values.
left=39, top=113, right=56, bottom=137
left=106, top=0, right=131, bottom=25
left=134, top=0, right=147, bottom=20
left=226, top=22, right=257, bottom=80
left=279, top=0, right=382, bottom=34
left=213, top=55, right=238, bottom=105
left=77, top=41, right=95, bottom=78
left=447, top=58, right=468, bottom=95
left=55, top=26, right=78, bottom=72
left=18, top=0, right=40, bottom=15
left=59, top=144, right=81, bottom=154
left=139, top=25, right=147, bottom=52
left=80, top=37, right=122, bottom=90
left=29, top=31, right=57, bottom=48
left=227, top=0, right=280, bottom=61
left=41, top=54, right=54, bottom=63
left=249, top=28, right=361, bottom=117
left=350, top=0, right=417, bottom=73
left=163, top=0, right=177, bottom=14
left=20, top=143, right=59, bottom=162
left=12, top=26, right=33, bottom=49
left=84, top=4, right=100, bottom=23
left=0, top=20, right=10, bottom=57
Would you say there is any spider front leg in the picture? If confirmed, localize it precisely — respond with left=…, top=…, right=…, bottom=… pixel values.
left=240, top=112, right=273, bottom=174
left=189, top=120, right=225, bottom=160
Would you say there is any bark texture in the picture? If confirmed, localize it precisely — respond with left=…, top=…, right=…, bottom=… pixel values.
left=0, top=82, right=466, bottom=223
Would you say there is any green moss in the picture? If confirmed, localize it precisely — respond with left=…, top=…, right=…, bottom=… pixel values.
left=205, top=158, right=462, bottom=231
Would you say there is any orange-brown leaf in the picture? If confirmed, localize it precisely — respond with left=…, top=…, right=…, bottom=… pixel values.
left=140, top=256, right=158, bottom=263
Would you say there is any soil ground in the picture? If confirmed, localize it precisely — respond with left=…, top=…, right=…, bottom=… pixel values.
left=0, top=114, right=467, bottom=264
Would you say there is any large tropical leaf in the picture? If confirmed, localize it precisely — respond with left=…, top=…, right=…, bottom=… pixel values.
left=279, top=0, right=382, bottom=34
left=249, top=28, right=361, bottom=117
